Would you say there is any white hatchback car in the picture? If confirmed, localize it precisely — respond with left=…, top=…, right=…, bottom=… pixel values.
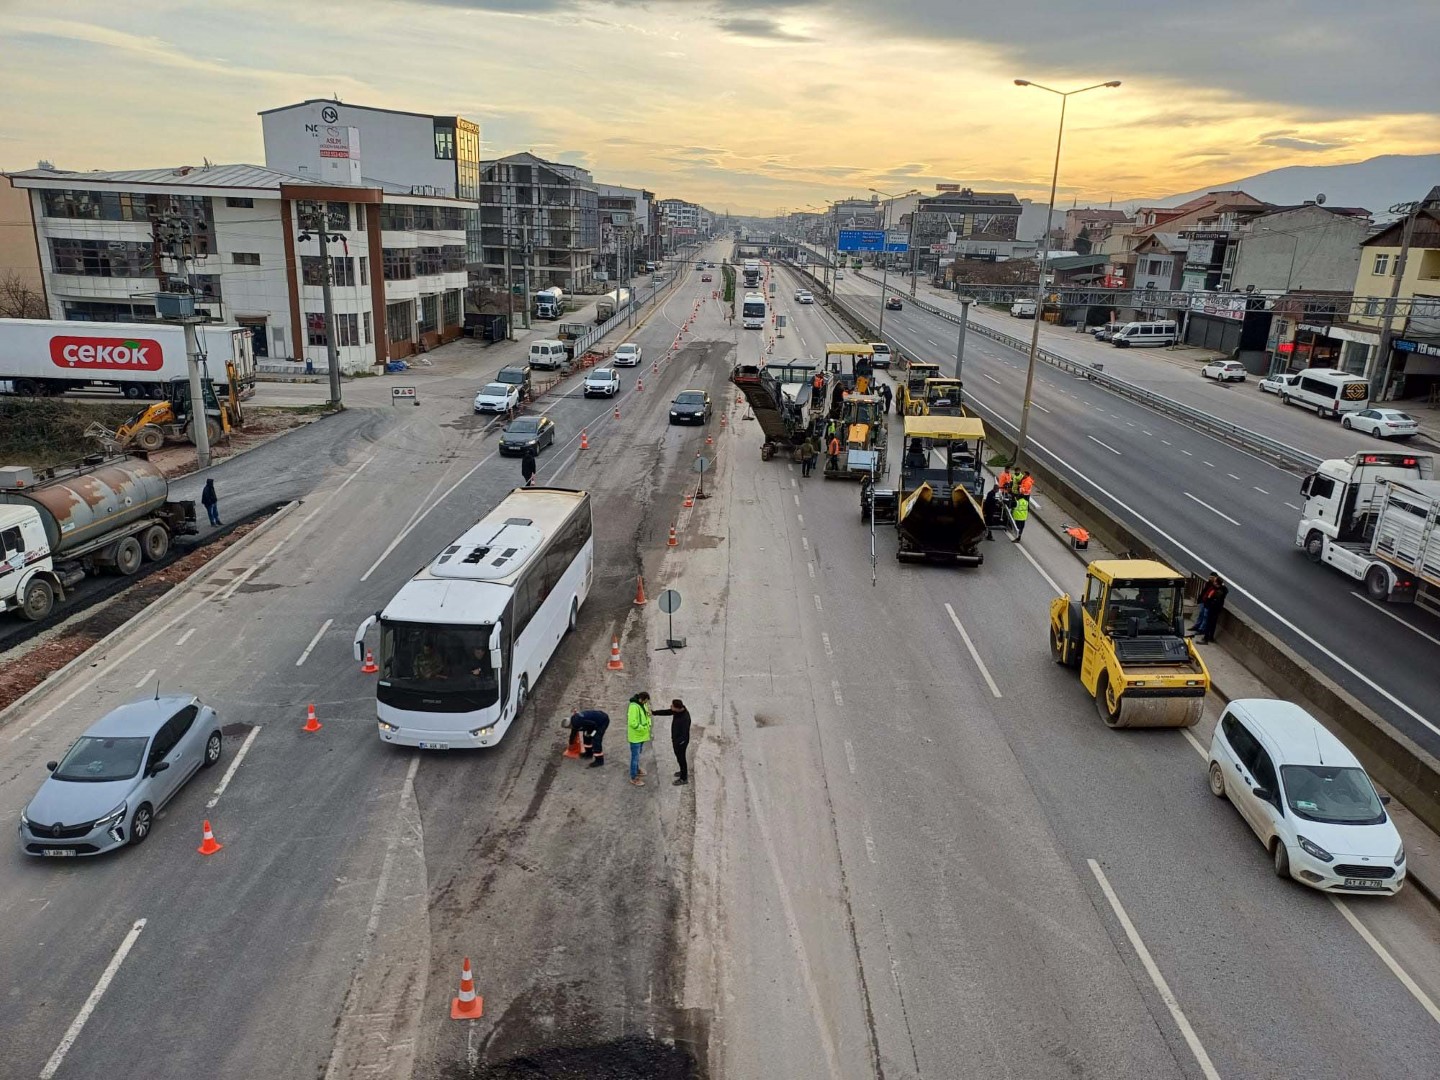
left=612, top=343, right=641, bottom=367
left=1208, top=699, right=1405, bottom=895
left=1201, top=360, right=1247, bottom=382
left=1259, top=372, right=1300, bottom=395
left=1342, top=408, right=1420, bottom=439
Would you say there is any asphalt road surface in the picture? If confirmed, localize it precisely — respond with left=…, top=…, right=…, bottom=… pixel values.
left=792, top=260, right=1440, bottom=763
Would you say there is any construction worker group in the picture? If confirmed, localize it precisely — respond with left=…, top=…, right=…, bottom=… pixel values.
left=992, top=465, right=1034, bottom=543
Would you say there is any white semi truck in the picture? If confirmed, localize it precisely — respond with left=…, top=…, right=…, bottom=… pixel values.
left=0, top=318, right=256, bottom=400
left=0, top=455, right=197, bottom=621
left=1297, top=450, right=1440, bottom=604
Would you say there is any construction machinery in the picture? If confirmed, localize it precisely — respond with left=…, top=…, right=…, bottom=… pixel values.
left=88, top=376, right=237, bottom=453
left=824, top=343, right=875, bottom=394
left=730, top=360, right=827, bottom=461
left=1049, top=559, right=1210, bottom=728
left=863, top=415, right=985, bottom=564
left=897, top=360, right=942, bottom=415
left=823, top=391, right=888, bottom=480
left=921, top=377, right=965, bottom=416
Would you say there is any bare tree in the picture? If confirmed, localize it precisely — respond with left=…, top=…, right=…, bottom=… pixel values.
left=0, top=272, right=48, bottom=319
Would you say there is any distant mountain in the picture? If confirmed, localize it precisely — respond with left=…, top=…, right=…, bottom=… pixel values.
left=1122, top=154, right=1440, bottom=218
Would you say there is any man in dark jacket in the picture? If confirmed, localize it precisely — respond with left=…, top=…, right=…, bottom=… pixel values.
left=521, top=447, right=538, bottom=487
left=201, top=478, right=221, bottom=527
left=651, top=699, right=692, bottom=785
left=879, top=382, right=893, bottom=414
left=1196, top=574, right=1229, bottom=643
left=566, top=708, right=608, bottom=768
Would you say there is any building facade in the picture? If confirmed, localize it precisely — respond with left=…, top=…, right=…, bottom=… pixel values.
left=1227, top=203, right=1373, bottom=294
left=596, top=183, right=657, bottom=273
left=0, top=177, right=45, bottom=314
left=479, top=153, right=599, bottom=293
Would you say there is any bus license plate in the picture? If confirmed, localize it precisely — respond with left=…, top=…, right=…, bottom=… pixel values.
left=418, top=742, right=450, bottom=750
left=1343, top=878, right=1386, bottom=889
left=42, top=849, right=76, bottom=857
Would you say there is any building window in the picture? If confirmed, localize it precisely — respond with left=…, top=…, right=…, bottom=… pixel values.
left=444, top=289, right=461, bottom=327
left=418, top=294, right=440, bottom=334
left=232, top=252, right=260, bottom=266
left=61, top=299, right=156, bottom=322
left=296, top=200, right=351, bottom=233
left=1364, top=298, right=1383, bottom=316
left=435, top=123, right=456, bottom=161
left=442, top=245, right=465, bottom=272
left=50, top=238, right=157, bottom=278
left=416, top=246, right=443, bottom=276
left=383, top=249, right=415, bottom=280
left=379, top=204, right=414, bottom=232
left=359, top=256, right=369, bottom=286
left=355, top=204, right=365, bottom=231
left=226, top=197, right=254, bottom=208
left=1373, top=253, right=1390, bottom=275
left=362, top=310, right=373, bottom=345
left=386, top=300, right=414, bottom=345
left=306, top=312, right=328, bottom=346
left=336, top=313, right=361, bottom=347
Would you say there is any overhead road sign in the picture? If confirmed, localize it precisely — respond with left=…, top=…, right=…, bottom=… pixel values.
left=838, top=229, right=885, bottom=252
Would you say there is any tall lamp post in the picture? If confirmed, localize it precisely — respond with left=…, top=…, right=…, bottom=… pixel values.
left=870, top=187, right=919, bottom=338
left=1011, top=78, right=1120, bottom=469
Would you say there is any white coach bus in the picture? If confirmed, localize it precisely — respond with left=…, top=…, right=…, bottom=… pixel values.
left=354, top=487, right=594, bottom=749
left=742, top=292, right=767, bottom=329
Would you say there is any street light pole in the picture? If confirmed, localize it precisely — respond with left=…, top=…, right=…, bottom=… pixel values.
left=1011, top=78, right=1120, bottom=470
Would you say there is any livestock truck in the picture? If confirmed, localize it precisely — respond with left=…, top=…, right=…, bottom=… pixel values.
left=0, top=318, right=256, bottom=400
left=1297, top=450, right=1440, bottom=605
left=0, top=455, right=197, bottom=622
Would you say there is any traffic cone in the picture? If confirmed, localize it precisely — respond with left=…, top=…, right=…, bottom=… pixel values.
left=634, top=574, right=647, bottom=605
left=360, top=649, right=378, bottom=674
left=580, top=429, right=589, bottom=450
left=303, top=704, right=322, bottom=733
left=637, top=377, right=644, bottom=393
left=667, top=523, right=678, bottom=547
left=563, top=729, right=583, bottom=758
left=450, top=958, right=485, bottom=1020
left=607, top=637, right=625, bottom=671
left=705, top=433, right=713, bottom=446
left=683, top=493, right=694, bottom=508
left=198, top=820, right=223, bottom=856
left=652, top=360, right=658, bottom=374
left=720, top=413, right=727, bottom=427
left=614, top=403, right=620, bottom=420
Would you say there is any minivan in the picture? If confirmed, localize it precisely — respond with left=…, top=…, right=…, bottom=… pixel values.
left=528, top=340, right=568, bottom=371
left=1282, top=368, right=1371, bottom=419
left=1110, top=320, right=1178, bottom=348
left=1207, top=699, right=1405, bottom=894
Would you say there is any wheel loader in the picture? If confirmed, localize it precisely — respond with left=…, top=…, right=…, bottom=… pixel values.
left=1050, top=559, right=1210, bottom=727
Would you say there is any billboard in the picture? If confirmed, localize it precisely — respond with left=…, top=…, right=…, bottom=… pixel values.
left=935, top=183, right=960, bottom=191
left=838, top=229, right=885, bottom=252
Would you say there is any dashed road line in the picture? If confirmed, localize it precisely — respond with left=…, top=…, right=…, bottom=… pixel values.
left=207, top=724, right=261, bottom=809
left=1226, top=473, right=1241, bottom=481
left=1183, top=491, right=1242, bottom=526
left=41, top=918, right=147, bottom=1079
left=844, top=739, right=856, bottom=774
left=176, top=627, right=196, bottom=646
left=1086, top=435, right=1123, bottom=456
left=296, top=618, right=334, bottom=667
left=1285, top=501, right=1301, bottom=510
left=1330, top=897, right=1440, bottom=1027
left=944, top=603, right=1002, bottom=698
left=133, top=668, right=156, bottom=690
left=1254, top=486, right=1269, bottom=495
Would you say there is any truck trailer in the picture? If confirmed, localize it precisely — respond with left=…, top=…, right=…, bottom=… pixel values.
left=0, top=455, right=197, bottom=621
left=0, top=318, right=256, bottom=400
left=532, top=287, right=565, bottom=320
left=1297, top=450, right=1440, bottom=604
left=595, top=289, right=631, bottom=323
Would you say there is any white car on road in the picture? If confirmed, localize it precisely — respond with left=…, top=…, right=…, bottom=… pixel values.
left=612, top=343, right=642, bottom=367
left=583, top=368, right=620, bottom=398
left=798, top=291, right=814, bottom=304
left=1201, top=360, right=1247, bottom=382
left=474, top=381, right=521, bottom=414
left=1010, top=299, right=1037, bottom=318
left=1259, top=372, right=1300, bottom=395
left=1341, top=408, right=1420, bottom=439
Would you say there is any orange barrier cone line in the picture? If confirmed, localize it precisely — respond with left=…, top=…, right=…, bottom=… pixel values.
left=607, top=637, right=625, bottom=670
left=198, top=820, right=223, bottom=855
left=303, top=704, right=322, bottom=733
left=451, top=958, right=485, bottom=1020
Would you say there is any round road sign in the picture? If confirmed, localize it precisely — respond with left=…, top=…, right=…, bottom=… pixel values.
left=658, top=589, right=682, bottom=614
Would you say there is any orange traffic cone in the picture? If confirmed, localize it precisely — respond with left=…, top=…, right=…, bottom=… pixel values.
left=634, top=575, right=647, bottom=605
left=303, top=704, right=322, bottom=733
left=614, top=403, right=620, bottom=420
left=450, top=958, right=485, bottom=1020
left=683, top=492, right=694, bottom=508
left=652, top=360, right=658, bottom=374
left=563, top=728, right=583, bottom=759
left=637, top=377, right=644, bottom=393
left=580, top=429, right=589, bottom=450
left=607, top=637, right=625, bottom=671
left=667, top=523, right=678, bottom=547
left=705, top=433, right=713, bottom=447
left=720, top=413, right=727, bottom=427
left=360, top=649, right=378, bottom=674
left=198, top=820, right=223, bottom=856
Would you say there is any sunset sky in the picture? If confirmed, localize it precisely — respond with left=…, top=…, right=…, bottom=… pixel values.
left=2, top=0, right=1437, bottom=215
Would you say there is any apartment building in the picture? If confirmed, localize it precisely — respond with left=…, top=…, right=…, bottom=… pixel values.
left=596, top=182, right=658, bottom=271
left=0, top=177, right=44, bottom=314
left=7, top=162, right=469, bottom=372
left=479, top=152, right=599, bottom=293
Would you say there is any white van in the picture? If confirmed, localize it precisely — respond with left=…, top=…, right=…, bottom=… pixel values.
left=1282, top=368, right=1371, bottom=419
left=1010, top=298, right=1037, bottom=318
left=528, top=340, right=568, bottom=371
left=1110, top=320, right=1178, bottom=348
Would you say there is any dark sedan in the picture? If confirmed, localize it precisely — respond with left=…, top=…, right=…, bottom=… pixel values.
left=499, top=415, right=556, bottom=455
left=669, top=390, right=712, bottom=425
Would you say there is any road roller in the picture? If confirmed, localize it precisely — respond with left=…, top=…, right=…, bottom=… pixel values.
left=1050, top=558, right=1209, bottom=728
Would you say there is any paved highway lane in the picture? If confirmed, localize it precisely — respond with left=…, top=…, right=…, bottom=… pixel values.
left=711, top=263, right=1440, bottom=1077
left=782, top=261, right=1440, bottom=761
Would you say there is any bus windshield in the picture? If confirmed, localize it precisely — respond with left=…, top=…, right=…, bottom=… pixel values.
left=379, top=620, right=499, bottom=706
left=743, top=301, right=765, bottom=319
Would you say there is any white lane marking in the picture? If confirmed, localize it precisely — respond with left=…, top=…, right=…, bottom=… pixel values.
left=1032, top=401, right=1051, bottom=414
left=1127, top=422, right=1136, bottom=428
left=1087, top=862, right=1221, bottom=1080
left=982, top=373, right=1002, bottom=384
left=794, top=494, right=800, bottom=506
left=832, top=681, right=844, bottom=707
left=176, top=627, right=196, bottom=647
left=821, top=632, right=833, bottom=658
left=1162, top=440, right=1172, bottom=446
left=863, top=822, right=878, bottom=864
left=944, top=603, right=1002, bottom=698
left=207, top=724, right=261, bottom=809
left=797, top=513, right=804, bottom=526
left=965, top=389, right=1440, bottom=737
left=1330, top=896, right=1440, bottom=1027
left=844, top=739, right=856, bottom=774
left=300, top=454, right=375, bottom=527
left=361, top=449, right=500, bottom=581
left=813, top=595, right=823, bottom=612
left=1284, top=501, right=1301, bottom=510
left=1142, top=430, right=1153, bottom=437
left=1180, top=449, right=1193, bottom=457
left=801, top=536, right=810, bottom=551
left=295, top=618, right=334, bottom=667
left=1202, top=461, right=1215, bottom=468
left=1086, top=435, right=1122, bottom=456
left=1181, top=729, right=1207, bottom=759
left=133, top=669, right=156, bottom=690
left=1350, top=593, right=1440, bottom=647
left=807, top=562, right=816, bottom=579
left=926, top=338, right=941, bottom=348
left=1254, top=487, right=1269, bottom=495
left=790, top=477, right=797, bottom=488
left=1226, top=473, right=1241, bottom=481
left=41, top=918, right=148, bottom=1080
left=1015, top=543, right=1065, bottom=596
left=1183, top=492, right=1242, bottom=527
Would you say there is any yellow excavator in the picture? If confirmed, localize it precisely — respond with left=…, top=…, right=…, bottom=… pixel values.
left=89, top=376, right=239, bottom=453
left=1050, top=559, right=1210, bottom=727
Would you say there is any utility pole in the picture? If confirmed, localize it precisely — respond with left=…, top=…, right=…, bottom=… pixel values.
left=1373, top=197, right=1425, bottom=401
left=317, top=213, right=341, bottom=407
left=155, top=213, right=211, bottom=469
left=908, top=207, right=919, bottom=298
left=954, top=298, right=972, bottom=385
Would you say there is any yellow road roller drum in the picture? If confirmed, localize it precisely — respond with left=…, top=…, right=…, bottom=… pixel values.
left=1049, top=558, right=1209, bottom=728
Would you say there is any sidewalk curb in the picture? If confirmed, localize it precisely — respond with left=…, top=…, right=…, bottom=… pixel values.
left=0, top=500, right=300, bottom=730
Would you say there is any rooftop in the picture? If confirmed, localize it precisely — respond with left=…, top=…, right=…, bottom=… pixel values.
left=8, top=163, right=320, bottom=191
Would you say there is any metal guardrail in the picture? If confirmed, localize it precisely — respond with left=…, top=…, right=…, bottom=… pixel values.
left=836, top=268, right=1323, bottom=474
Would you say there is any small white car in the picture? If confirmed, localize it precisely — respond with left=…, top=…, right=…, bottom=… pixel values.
left=1201, top=360, right=1247, bottom=382
left=798, top=291, right=814, bottom=304
left=612, top=343, right=642, bottom=367
left=1259, top=372, right=1300, bottom=395
left=1342, top=408, right=1420, bottom=439
left=474, top=381, right=521, bottom=414
left=1209, top=699, right=1405, bottom=895
left=584, top=368, right=620, bottom=398
left=794, top=288, right=806, bottom=300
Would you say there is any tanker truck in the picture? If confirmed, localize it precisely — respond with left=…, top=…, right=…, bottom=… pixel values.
left=0, top=455, right=197, bottom=622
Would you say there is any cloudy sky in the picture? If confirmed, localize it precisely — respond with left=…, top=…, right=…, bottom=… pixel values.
left=2, top=0, right=1437, bottom=214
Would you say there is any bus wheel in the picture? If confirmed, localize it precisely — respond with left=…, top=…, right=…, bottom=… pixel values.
left=516, top=676, right=529, bottom=716
left=568, top=598, right=578, bottom=632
